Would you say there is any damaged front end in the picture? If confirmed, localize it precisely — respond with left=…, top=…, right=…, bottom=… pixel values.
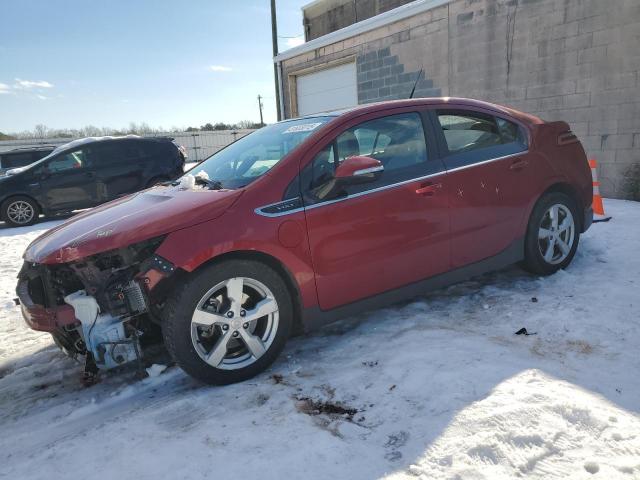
left=16, top=236, right=177, bottom=373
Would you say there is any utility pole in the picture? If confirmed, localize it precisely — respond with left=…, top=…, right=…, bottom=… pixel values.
left=257, top=95, right=264, bottom=127
left=270, top=0, right=282, bottom=121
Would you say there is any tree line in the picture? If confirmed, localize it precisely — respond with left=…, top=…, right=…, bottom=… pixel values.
left=0, top=120, right=265, bottom=140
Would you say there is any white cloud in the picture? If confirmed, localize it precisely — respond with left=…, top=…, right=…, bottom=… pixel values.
left=286, top=37, right=305, bottom=48
left=36, top=94, right=48, bottom=100
left=208, top=65, right=232, bottom=72
left=0, top=83, right=11, bottom=94
left=14, top=78, right=54, bottom=89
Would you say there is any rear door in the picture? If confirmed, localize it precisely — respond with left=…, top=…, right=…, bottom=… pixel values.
left=432, top=108, right=530, bottom=267
left=301, top=110, right=450, bottom=311
left=39, top=148, right=97, bottom=210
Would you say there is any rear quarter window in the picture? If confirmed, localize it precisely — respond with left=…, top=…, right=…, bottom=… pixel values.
left=120, top=141, right=148, bottom=160
left=141, top=141, right=169, bottom=157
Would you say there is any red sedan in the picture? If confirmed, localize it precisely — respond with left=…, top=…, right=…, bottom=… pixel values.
left=16, top=98, right=593, bottom=384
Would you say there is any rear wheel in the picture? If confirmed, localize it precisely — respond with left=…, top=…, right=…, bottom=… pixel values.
left=522, top=192, right=580, bottom=275
left=1, top=196, right=40, bottom=227
left=161, top=260, right=293, bottom=384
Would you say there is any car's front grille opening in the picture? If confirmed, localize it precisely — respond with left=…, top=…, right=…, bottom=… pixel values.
left=27, top=276, right=47, bottom=307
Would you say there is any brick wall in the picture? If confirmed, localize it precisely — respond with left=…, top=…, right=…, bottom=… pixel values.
left=281, top=0, right=640, bottom=198
left=304, top=0, right=416, bottom=41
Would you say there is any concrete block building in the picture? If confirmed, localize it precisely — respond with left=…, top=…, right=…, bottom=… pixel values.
left=274, top=0, right=640, bottom=198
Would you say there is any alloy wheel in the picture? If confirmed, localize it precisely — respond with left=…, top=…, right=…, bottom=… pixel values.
left=6, top=200, right=35, bottom=225
left=537, top=203, right=575, bottom=265
left=190, top=277, right=279, bottom=370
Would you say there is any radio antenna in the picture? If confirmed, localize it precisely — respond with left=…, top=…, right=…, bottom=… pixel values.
left=409, top=67, right=423, bottom=99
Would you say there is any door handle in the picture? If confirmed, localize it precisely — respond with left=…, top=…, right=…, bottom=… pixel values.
left=415, top=182, right=442, bottom=196
left=509, top=159, right=529, bottom=170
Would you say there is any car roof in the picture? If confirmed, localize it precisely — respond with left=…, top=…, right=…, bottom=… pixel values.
left=49, top=135, right=174, bottom=154
left=52, top=135, right=142, bottom=153
left=297, top=97, right=544, bottom=126
left=3, top=146, right=55, bottom=153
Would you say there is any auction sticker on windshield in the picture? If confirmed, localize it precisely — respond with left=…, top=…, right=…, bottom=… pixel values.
left=283, top=122, right=323, bottom=134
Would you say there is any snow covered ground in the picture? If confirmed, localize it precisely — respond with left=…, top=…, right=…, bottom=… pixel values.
left=1, top=200, right=639, bottom=479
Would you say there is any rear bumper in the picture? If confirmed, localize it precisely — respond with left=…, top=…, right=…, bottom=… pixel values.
left=16, top=278, right=77, bottom=333
left=582, top=205, right=593, bottom=233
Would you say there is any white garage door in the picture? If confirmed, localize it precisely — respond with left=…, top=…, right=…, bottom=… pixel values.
left=296, top=62, right=358, bottom=116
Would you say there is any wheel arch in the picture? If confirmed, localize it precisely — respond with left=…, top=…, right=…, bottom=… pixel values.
left=539, top=182, right=585, bottom=230
left=518, top=180, right=586, bottom=246
left=162, top=249, right=305, bottom=336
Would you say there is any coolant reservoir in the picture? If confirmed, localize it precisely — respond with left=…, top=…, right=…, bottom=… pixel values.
left=64, top=290, right=100, bottom=324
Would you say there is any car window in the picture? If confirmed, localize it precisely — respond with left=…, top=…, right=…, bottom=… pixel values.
left=2, top=152, right=35, bottom=169
left=47, top=149, right=85, bottom=172
left=437, top=110, right=527, bottom=154
left=91, top=143, right=127, bottom=165
left=33, top=150, right=53, bottom=161
left=438, top=112, right=502, bottom=153
left=496, top=117, right=527, bottom=145
left=193, top=116, right=333, bottom=189
left=435, top=109, right=528, bottom=170
left=303, top=112, right=430, bottom=204
left=121, top=141, right=148, bottom=160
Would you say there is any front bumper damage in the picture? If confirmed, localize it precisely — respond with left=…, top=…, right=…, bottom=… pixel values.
left=16, top=237, right=176, bottom=372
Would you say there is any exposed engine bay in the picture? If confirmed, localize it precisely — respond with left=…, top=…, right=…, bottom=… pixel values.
left=17, top=237, right=175, bottom=376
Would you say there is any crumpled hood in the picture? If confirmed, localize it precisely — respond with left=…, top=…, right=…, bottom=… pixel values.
left=24, top=186, right=243, bottom=264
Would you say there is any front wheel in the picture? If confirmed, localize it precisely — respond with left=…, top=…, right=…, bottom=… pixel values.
left=521, top=192, right=580, bottom=275
left=161, top=260, right=293, bottom=385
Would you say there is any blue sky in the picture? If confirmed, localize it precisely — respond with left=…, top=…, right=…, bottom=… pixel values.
left=0, top=0, right=308, bottom=132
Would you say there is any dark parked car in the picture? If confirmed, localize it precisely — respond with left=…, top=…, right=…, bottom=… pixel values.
left=0, top=145, right=55, bottom=176
left=17, top=98, right=592, bottom=385
left=0, top=136, right=185, bottom=227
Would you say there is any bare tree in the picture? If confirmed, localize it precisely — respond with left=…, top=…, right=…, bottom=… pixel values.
left=34, top=124, right=49, bottom=139
left=80, top=125, right=102, bottom=137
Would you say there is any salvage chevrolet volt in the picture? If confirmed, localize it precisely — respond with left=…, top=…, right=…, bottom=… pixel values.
left=16, top=98, right=593, bottom=384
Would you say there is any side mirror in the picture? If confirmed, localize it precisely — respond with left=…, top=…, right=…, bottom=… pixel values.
left=334, top=156, right=384, bottom=184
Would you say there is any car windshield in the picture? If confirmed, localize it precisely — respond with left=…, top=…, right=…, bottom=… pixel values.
left=189, top=117, right=334, bottom=189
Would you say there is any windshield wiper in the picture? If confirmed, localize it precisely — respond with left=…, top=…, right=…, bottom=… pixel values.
left=194, top=176, right=224, bottom=190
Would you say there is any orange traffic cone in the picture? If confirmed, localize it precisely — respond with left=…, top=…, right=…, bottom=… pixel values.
left=589, top=159, right=611, bottom=222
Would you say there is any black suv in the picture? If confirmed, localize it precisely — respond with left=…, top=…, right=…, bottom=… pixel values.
left=0, top=146, right=55, bottom=176
left=0, top=136, right=185, bottom=227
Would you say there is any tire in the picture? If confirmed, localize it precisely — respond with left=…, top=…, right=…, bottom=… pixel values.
left=1, top=195, right=40, bottom=227
left=521, top=192, right=580, bottom=275
left=161, top=259, right=293, bottom=385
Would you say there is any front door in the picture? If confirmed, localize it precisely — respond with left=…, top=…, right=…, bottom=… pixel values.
left=40, top=148, right=97, bottom=211
left=302, top=110, right=450, bottom=311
